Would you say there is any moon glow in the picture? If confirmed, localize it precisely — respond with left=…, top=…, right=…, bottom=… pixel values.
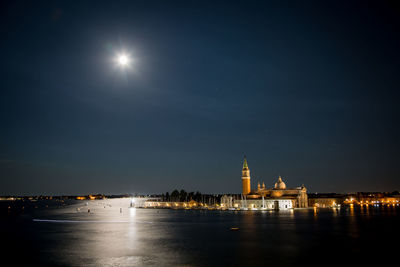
left=114, top=52, right=131, bottom=69
left=119, top=55, right=129, bottom=65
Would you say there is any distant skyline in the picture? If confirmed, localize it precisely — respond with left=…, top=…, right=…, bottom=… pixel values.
left=1, top=0, right=399, bottom=195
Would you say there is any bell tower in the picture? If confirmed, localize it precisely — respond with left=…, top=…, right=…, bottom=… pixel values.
left=242, top=156, right=251, bottom=195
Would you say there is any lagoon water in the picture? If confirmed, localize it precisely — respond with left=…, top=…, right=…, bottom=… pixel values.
left=1, top=199, right=399, bottom=266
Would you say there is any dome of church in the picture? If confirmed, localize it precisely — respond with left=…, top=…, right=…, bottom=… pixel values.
left=274, top=176, right=286, bottom=190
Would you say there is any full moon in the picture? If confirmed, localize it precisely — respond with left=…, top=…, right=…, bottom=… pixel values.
left=114, top=53, right=131, bottom=69
left=117, top=54, right=129, bottom=66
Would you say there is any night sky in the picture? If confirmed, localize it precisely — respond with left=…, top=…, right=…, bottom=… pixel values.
left=1, top=0, right=399, bottom=195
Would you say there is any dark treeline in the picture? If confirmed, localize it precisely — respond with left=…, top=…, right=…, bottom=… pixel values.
left=161, top=190, right=200, bottom=202
left=161, top=190, right=221, bottom=204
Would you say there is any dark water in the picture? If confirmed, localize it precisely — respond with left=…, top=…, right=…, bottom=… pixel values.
left=1, top=199, right=399, bottom=266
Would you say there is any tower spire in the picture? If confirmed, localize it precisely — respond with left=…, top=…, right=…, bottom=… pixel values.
left=243, top=155, right=248, bottom=169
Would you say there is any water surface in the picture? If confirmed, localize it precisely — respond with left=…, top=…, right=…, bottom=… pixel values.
left=1, top=199, right=399, bottom=266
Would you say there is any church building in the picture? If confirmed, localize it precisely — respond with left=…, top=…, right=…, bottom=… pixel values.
left=229, top=156, right=308, bottom=209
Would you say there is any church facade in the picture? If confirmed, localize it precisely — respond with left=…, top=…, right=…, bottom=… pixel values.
left=227, top=157, right=308, bottom=209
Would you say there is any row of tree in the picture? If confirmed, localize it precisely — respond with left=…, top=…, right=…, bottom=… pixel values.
left=160, top=190, right=222, bottom=204
left=161, top=190, right=202, bottom=202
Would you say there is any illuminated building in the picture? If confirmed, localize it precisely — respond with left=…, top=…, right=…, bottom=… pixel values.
left=242, top=156, right=251, bottom=195
left=308, top=193, right=344, bottom=207
left=232, top=156, right=308, bottom=209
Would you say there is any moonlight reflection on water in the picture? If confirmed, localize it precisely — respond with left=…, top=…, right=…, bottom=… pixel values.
left=1, top=199, right=399, bottom=266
